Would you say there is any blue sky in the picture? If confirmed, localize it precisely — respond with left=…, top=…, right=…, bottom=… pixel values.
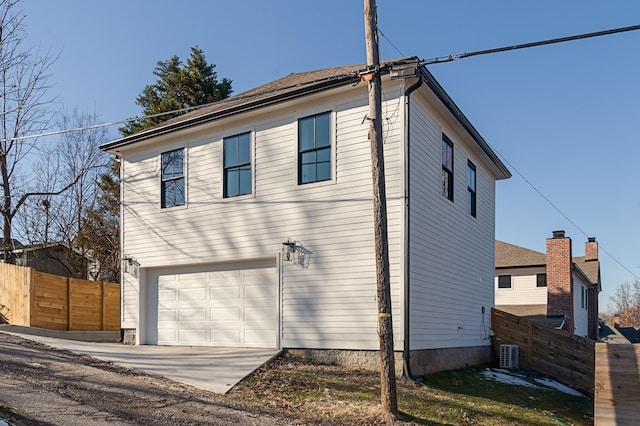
left=22, top=1, right=640, bottom=310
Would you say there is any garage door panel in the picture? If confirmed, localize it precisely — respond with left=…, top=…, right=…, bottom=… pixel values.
left=179, top=308, right=207, bottom=321
left=179, top=288, right=207, bottom=301
left=179, top=329, right=208, bottom=342
left=211, top=308, right=242, bottom=321
left=245, top=307, right=275, bottom=321
left=210, top=285, right=241, bottom=299
left=155, top=261, right=277, bottom=348
left=245, top=284, right=276, bottom=300
left=158, top=309, right=177, bottom=321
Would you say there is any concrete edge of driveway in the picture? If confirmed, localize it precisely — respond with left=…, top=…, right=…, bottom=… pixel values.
left=0, top=328, right=282, bottom=394
left=0, top=324, right=120, bottom=342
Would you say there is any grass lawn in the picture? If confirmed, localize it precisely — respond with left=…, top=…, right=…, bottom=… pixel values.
left=229, top=354, right=593, bottom=425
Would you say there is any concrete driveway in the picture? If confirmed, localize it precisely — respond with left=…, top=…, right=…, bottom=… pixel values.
left=0, top=326, right=280, bottom=394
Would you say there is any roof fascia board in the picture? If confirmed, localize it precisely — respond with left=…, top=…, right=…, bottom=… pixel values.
left=496, top=264, right=546, bottom=270
left=101, top=75, right=360, bottom=153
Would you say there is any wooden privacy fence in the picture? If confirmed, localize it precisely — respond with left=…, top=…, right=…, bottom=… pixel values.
left=594, top=343, right=640, bottom=425
left=491, top=308, right=595, bottom=394
left=0, top=262, right=119, bottom=331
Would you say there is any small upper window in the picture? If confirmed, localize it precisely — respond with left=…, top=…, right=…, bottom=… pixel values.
left=299, top=112, right=331, bottom=184
left=161, top=148, right=185, bottom=208
left=467, top=160, right=476, bottom=217
left=442, top=135, right=454, bottom=201
left=536, top=273, right=547, bottom=288
left=224, top=132, right=252, bottom=197
left=498, top=275, right=512, bottom=289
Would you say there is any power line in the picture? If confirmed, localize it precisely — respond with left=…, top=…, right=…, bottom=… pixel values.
left=423, top=24, right=640, bottom=65
left=378, top=27, right=405, bottom=58
left=0, top=104, right=208, bottom=143
left=494, top=148, right=640, bottom=282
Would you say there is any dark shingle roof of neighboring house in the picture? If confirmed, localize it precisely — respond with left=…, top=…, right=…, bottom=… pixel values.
left=573, top=256, right=601, bottom=287
left=495, top=241, right=546, bottom=268
left=618, top=326, right=640, bottom=343
left=100, top=57, right=510, bottom=179
left=496, top=240, right=601, bottom=287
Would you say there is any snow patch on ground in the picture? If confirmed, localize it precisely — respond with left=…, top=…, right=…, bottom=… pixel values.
left=481, top=369, right=583, bottom=396
left=534, top=377, right=583, bottom=396
left=481, top=369, right=539, bottom=388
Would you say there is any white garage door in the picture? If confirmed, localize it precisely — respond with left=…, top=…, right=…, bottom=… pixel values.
left=153, top=260, right=278, bottom=348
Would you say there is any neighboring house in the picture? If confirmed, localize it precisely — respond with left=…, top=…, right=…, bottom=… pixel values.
left=101, top=57, right=511, bottom=375
left=495, top=231, right=601, bottom=340
left=8, top=242, right=92, bottom=279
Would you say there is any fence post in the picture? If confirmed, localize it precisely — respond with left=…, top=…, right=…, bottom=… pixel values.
left=527, top=320, right=534, bottom=364
left=101, top=282, right=106, bottom=331
left=28, top=267, right=34, bottom=326
left=67, top=277, right=72, bottom=331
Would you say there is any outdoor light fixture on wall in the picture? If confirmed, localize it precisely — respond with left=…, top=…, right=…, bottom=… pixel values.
left=122, top=255, right=140, bottom=277
left=282, top=239, right=296, bottom=261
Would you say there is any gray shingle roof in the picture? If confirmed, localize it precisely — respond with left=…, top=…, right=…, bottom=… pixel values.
left=496, top=240, right=601, bottom=287
left=495, top=241, right=545, bottom=268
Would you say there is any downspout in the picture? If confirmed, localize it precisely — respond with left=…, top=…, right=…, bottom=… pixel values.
left=403, top=75, right=423, bottom=379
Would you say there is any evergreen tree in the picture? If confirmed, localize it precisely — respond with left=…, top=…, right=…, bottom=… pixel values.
left=120, top=46, right=232, bottom=136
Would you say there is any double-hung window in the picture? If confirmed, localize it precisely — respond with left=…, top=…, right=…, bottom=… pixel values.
left=161, top=148, right=185, bottom=208
left=298, top=112, right=331, bottom=184
left=467, top=160, right=476, bottom=217
left=223, top=132, right=252, bottom=197
left=498, top=274, right=512, bottom=289
left=442, top=135, right=454, bottom=201
left=536, top=273, right=547, bottom=288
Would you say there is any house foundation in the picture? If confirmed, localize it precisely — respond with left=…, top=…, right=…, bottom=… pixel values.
left=287, top=346, right=491, bottom=377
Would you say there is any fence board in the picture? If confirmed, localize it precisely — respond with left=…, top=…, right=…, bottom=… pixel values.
left=594, top=343, right=640, bottom=425
left=491, top=308, right=595, bottom=394
left=1, top=264, right=119, bottom=331
left=0, top=263, right=31, bottom=325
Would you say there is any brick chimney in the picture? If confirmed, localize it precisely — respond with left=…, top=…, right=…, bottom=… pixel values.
left=546, top=230, right=574, bottom=332
left=585, top=237, right=598, bottom=261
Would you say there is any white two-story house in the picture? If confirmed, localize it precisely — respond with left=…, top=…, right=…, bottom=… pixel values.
left=101, top=57, right=511, bottom=375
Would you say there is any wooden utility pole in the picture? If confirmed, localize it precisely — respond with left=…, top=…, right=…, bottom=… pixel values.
left=363, top=0, right=398, bottom=417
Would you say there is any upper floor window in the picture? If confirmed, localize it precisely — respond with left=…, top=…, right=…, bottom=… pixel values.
left=536, top=273, right=547, bottom=288
left=299, top=112, right=331, bottom=184
left=581, top=286, right=589, bottom=309
left=467, top=160, right=476, bottom=217
left=442, top=135, right=453, bottom=201
left=498, top=274, right=512, bottom=289
left=224, top=132, right=252, bottom=197
left=161, top=148, right=185, bottom=208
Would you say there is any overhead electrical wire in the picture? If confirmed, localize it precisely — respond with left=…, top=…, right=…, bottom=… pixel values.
left=492, top=148, right=640, bottom=282
left=422, top=24, right=640, bottom=65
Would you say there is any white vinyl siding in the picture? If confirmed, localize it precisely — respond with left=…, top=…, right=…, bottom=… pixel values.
left=494, top=267, right=548, bottom=306
left=573, top=275, right=589, bottom=338
left=119, top=82, right=405, bottom=350
left=407, top=93, right=497, bottom=350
